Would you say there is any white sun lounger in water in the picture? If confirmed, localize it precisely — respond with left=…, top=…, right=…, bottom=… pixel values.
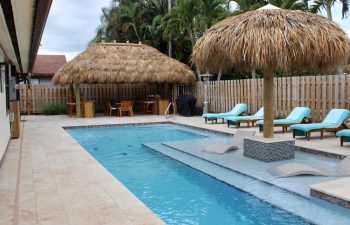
left=268, top=156, right=350, bottom=177
left=203, top=130, right=256, bottom=154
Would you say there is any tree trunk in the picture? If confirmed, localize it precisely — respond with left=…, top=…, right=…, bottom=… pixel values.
left=326, top=3, right=333, bottom=21
left=188, top=27, right=201, bottom=80
left=75, top=83, right=82, bottom=118
left=168, top=0, right=172, bottom=57
left=252, top=69, right=256, bottom=79
left=263, top=69, right=274, bottom=138
left=132, top=24, right=141, bottom=41
left=217, top=68, right=222, bottom=81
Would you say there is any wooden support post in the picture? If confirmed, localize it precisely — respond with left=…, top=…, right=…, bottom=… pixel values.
left=163, top=82, right=169, bottom=100
left=263, top=69, right=274, bottom=138
left=69, top=83, right=74, bottom=99
left=172, top=84, right=177, bottom=114
left=75, top=83, right=82, bottom=117
left=10, top=101, right=20, bottom=138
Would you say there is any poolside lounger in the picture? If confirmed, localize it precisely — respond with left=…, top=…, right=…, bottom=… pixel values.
left=202, top=103, right=247, bottom=123
left=290, top=109, right=350, bottom=140
left=256, top=107, right=311, bottom=133
left=203, top=130, right=256, bottom=154
left=268, top=156, right=350, bottom=177
left=336, top=129, right=350, bottom=146
left=225, top=107, right=264, bottom=128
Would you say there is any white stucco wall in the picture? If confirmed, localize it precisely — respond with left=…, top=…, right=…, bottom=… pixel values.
left=0, top=73, right=10, bottom=160
left=0, top=49, right=11, bottom=160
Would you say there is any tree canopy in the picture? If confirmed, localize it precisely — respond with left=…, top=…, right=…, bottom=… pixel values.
left=91, top=0, right=349, bottom=80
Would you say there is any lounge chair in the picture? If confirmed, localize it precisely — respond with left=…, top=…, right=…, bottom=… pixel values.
left=256, top=107, right=311, bottom=133
left=203, top=130, right=256, bottom=154
left=225, top=107, right=264, bottom=128
left=268, top=156, right=350, bottom=177
left=202, top=103, right=247, bottom=123
left=336, top=129, right=350, bottom=146
left=290, top=109, right=350, bottom=140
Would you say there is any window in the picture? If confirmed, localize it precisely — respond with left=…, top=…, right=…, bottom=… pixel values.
left=0, top=64, right=5, bottom=93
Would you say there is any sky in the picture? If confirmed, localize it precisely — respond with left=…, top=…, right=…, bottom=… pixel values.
left=38, top=1, right=350, bottom=61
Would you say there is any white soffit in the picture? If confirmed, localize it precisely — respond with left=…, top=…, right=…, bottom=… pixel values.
left=0, top=4, right=17, bottom=66
left=12, top=0, right=34, bottom=73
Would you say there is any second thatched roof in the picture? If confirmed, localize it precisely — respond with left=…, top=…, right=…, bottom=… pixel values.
left=52, top=42, right=196, bottom=85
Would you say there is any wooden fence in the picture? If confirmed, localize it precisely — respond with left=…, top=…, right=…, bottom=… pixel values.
left=193, top=74, right=350, bottom=121
left=20, top=74, right=350, bottom=120
left=20, top=83, right=159, bottom=114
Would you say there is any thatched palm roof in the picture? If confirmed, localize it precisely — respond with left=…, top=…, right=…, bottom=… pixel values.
left=192, top=5, right=350, bottom=139
left=191, top=6, right=350, bottom=73
left=52, top=42, right=196, bottom=85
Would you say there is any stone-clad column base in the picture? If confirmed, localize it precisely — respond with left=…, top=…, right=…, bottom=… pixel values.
left=243, top=137, right=295, bottom=162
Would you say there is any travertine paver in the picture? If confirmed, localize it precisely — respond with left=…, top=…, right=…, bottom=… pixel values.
left=0, top=114, right=350, bottom=225
left=2, top=115, right=167, bottom=225
left=0, top=137, right=21, bottom=225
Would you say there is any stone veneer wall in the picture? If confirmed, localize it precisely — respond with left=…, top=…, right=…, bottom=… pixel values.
left=243, top=139, right=295, bottom=162
left=310, top=189, right=350, bottom=209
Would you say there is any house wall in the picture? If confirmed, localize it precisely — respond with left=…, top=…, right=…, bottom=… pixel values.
left=0, top=52, right=11, bottom=162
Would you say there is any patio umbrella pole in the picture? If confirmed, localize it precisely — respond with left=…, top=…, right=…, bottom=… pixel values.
left=263, top=69, right=274, bottom=138
left=74, top=83, right=81, bottom=117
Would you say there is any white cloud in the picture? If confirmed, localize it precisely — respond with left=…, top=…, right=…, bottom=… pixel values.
left=325, top=3, right=350, bottom=37
left=38, top=0, right=110, bottom=61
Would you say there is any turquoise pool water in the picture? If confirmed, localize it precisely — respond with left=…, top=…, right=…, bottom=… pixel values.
left=66, top=124, right=310, bottom=225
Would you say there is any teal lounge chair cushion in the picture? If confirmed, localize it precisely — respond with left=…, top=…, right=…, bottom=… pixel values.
left=256, top=107, right=311, bottom=125
left=290, top=109, right=350, bottom=132
left=202, top=103, right=247, bottom=119
left=224, top=107, right=264, bottom=123
left=336, top=129, right=350, bottom=137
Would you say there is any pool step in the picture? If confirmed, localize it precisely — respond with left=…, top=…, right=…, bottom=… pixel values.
left=142, top=142, right=350, bottom=225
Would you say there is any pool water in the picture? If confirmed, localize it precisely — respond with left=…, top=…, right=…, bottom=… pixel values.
left=66, top=124, right=310, bottom=225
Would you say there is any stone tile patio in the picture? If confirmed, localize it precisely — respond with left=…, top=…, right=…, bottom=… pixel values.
left=0, top=114, right=350, bottom=224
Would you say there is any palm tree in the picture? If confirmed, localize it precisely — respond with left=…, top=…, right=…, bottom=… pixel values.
left=160, top=0, right=231, bottom=78
left=311, top=0, right=349, bottom=20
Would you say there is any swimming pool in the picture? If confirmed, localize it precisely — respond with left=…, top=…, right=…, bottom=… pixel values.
left=66, top=123, right=312, bottom=225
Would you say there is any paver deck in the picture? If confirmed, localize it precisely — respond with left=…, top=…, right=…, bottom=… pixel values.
left=0, top=114, right=350, bottom=224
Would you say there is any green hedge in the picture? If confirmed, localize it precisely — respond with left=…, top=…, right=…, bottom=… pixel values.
left=42, top=103, right=67, bottom=115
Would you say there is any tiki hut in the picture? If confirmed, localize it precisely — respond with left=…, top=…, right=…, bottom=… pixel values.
left=191, top=4, right=350, bottom=138
left=53, top=42, right=196, bottom=117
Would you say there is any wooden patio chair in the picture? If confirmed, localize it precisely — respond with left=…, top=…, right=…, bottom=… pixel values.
left=145, top=95, right=156, bottom=114
left=105, top=100, right=118, bottom=116
left=118, top=101, right=133, bottom=116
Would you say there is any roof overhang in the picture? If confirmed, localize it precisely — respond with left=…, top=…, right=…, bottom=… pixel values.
left=0, top=0, right=52, bottom=74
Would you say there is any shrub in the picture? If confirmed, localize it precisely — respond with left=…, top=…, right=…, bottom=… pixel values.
left=42, top=103, right=67, bottom=115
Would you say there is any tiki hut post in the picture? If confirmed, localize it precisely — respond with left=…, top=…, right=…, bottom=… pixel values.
left=69, top=83, right=74, bottom=99
left=263, top=69, right=274, bottom=138
left=191, top=4, right=350, bottom=138
left=74, top=83, right=81, bottom=117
